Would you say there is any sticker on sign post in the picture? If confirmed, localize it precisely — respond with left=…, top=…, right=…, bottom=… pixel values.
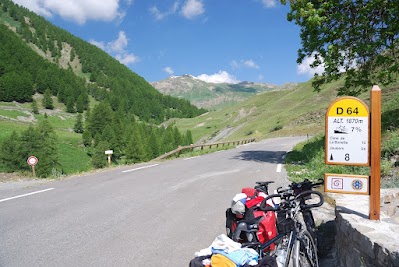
left=325, top=97, right=370, bottom=166
left=324, top=173, right=369, bottom=195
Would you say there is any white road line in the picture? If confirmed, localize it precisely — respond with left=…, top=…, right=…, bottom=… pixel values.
left=122, top=164, right=159, bottom=173
left=183, top=156, right=200, bottom=160
left=276, top=164, right=282, bottom=173
left=0, top=188, right=54, bottom=203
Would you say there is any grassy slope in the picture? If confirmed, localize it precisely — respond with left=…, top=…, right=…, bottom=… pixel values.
left=0, top=98, right=91, bottom=175
left=172, top=79, right=342, bottom=143
left=172, top=79, right=399, bottom=187
left=2, top=78, right=397, bottom=180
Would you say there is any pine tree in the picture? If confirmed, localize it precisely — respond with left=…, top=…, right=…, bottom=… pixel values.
left=74, top=113, right=84, bottom=133
left=82, top=130, right=92, bottom=147
left=0, top=131, right=22, bottom=171
left=148, top=130, right=160, bottom=158
left=66, top=96, right=75, bottom=113
left=31, top=99, right=39, bottom=114
left=42, top=88, right=54, bottom=109
left=126, top=127, right=147, bottom=163
left=185, top=130, right=193, bottom=145
left=92, top=141, right=109, bottom=168
left=35, top=119, right=60, bottom=177
left=87, top=102, right=113, bottom=137
left=75, top=95, right=85, bottom=113
left=173, top=126, right=182, bottom=147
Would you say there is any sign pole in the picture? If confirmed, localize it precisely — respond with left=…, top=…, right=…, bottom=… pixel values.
left=370, top=85, right=381, bottom=220
left=27, top=156, right=38, bottom=177
left=105, top=150, right=113, bottom=167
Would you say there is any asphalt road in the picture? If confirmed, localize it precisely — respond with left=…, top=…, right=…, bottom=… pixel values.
left=0, top=136, right=308, bottom=266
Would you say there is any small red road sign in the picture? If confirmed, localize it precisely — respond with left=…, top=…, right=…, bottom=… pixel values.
left=27, top=156, right=38, bottom=166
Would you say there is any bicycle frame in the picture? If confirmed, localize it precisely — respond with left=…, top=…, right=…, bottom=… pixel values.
left=258, top=190, right=322, bottom=267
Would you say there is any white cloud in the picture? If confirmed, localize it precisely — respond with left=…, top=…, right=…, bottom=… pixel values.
left=262, top=0, right=277, bottom=8
left=163, top=67, right=174, bottom=75
left=149, top=6, right=165, bottom=20
left=89, top=40, right=106, bottom=50
left=90, top=31, right=139, bottom=65
left=231, top=60, right=239, bottom=69
left=150, top=0, right=204, bottom=20
left=181, top=0, right=204, bottom=19
left=12, top=0, right=125, bottom=24
left=231, top=59, right=260, bottom=69
left=150, top=2, right=179, bottom=20
left=115, top=54, right=139, bottom=65
left=243, top=60, right=259, bottom=69
left=194, top=71, right=240, bottom=84
left=297, top=53, right=325, bottom=77
left=109, top=31, right=128, bottom=53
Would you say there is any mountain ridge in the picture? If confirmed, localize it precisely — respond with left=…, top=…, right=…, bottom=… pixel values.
left=0, top=0, right=205, bottom=122
left=151, top=75, right=298, bottom=109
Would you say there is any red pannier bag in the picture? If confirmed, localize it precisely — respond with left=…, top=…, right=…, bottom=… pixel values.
left=226, top=188, right=277, bottom=251
left=254, top=210, right=277, bottom=249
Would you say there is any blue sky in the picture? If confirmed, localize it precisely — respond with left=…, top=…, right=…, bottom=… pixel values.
left=12, top=0, right=321, bottom=85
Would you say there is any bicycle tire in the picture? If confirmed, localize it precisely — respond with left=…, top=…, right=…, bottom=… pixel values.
left=291, top=229, right=319, bottom=267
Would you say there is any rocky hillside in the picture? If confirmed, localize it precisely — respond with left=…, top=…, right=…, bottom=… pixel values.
left=151, top=75, right=297, bottom=109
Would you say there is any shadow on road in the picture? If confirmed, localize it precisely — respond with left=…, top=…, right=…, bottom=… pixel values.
left=231, top=150, right=287, bottom=164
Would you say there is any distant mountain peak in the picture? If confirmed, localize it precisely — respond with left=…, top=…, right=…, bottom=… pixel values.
left=151, top=75, right=291, bottom=109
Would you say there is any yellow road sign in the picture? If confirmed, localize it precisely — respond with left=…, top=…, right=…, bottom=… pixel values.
left=325, top=97, right=370, bottom=166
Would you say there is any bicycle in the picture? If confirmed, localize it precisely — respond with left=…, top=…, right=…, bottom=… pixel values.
left=259, top=187, right=324, bottom=267
left=277, top=179, right=324, bottom=243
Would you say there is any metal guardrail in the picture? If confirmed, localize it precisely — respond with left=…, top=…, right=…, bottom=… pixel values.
left=154, top=138, right=256, bottom=161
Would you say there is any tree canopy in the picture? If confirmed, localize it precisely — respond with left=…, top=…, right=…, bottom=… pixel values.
left=281, top=0, right=399, bottom=95
left=0, top=0, right=206, bottom=122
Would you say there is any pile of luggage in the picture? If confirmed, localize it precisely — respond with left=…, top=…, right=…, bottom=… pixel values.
left=189, top=182, right=279, bottom=267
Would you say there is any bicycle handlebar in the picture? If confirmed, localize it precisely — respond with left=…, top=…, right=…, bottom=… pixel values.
left=277, top=179, right=324, bottom=194
left=295, top=190, right=324, bottom=209
left=259, top=190, right=324, bottom=212
left=259, top=194, right=282, bottom=212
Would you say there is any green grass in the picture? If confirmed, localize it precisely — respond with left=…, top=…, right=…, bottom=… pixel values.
left=0, top=13, right=20, bottom=28
left=171, top=79, right=342, bottom=143
left=0, top=102, right=16, bottom=107
left=0, top=109, right=28, bottom=119
left=0, top=96, right=92, bottom=177
left=0, top=119, right=29, bottom=140
left=57, top=139, right=92, bottom=175
left=36, top=113, right=76, bottom=131
left=284, top=85, right=399, bottom=187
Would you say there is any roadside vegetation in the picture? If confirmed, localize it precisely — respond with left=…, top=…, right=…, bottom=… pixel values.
left=285, top=87, right=399, bottom=188
left=1, top=0, right=398, bottom=183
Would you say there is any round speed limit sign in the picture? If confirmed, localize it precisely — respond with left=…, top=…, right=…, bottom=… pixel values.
left=27, top=156, right=38, bottom=166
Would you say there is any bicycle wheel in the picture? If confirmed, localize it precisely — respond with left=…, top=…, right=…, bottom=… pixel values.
left=291, top=230, right=319, bottom=267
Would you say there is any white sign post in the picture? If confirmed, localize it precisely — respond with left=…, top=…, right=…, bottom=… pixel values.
left=105, top=150, right=113, bottom=167
left=325, top=97, right=370, bottom=166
